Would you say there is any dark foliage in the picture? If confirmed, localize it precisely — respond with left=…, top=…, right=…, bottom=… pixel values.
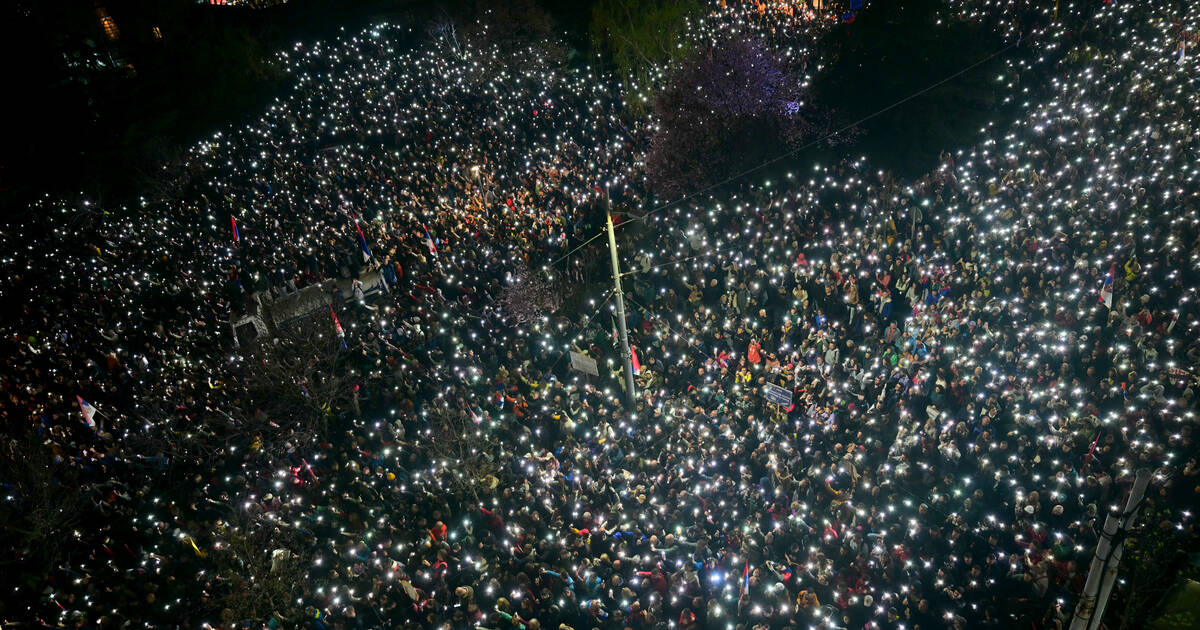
left=590, top=0, right=705, bottom=99
left=813, top=0, right=1011, bottom=177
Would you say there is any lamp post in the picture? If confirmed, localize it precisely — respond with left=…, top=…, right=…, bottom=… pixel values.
left=605, top=190, right=637, bottom=406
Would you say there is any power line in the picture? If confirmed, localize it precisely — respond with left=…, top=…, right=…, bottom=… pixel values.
left=546, top=38, right=1020, bottom=265
left=622, top=245, right=741, bottom=277
left=623, top=295, right=717, bottom=366
left=546, top=288, right=616, bottom=374
left=624, top=39, right=1021, bottom=227
left=549, top=229, right=608, bottom=267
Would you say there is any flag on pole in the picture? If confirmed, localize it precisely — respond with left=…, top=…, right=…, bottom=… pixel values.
left=1099, top=263, right=1115, bottom=308
left=76, top=395, right=98, bottom=431
left=231, top=216, right=240, bottom=242
left=1082, top=431, right=1101, bottom=472
left=464, top=400, right=482, bottom=425
left=354, top=219, right=373, bottom=262
left=302, top=458, right=319, bottom=483
left=330, top=305, right=348, bottom=350
left=422, top=225, right=438, bottom=257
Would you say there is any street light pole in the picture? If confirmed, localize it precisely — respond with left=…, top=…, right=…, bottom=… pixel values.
left=1069, top=468, right=1152, bottom=630
left=605, top=192, right=637, bottom=406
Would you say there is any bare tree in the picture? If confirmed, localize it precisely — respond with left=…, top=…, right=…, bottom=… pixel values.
left=121, top=311, right=358, bottom=471
left=496, top=263, right=562, bottom=326
left=0, top=441, right=93, bottom=578
left=237, top=312, right=358, bottom=456
left=427, top=10, right=466, bottom=61
left=1113, top=500, right=1199, bottom=630
left=205, top=505, right=312, bottom=623
left=414, top=401, right=501, bottom=503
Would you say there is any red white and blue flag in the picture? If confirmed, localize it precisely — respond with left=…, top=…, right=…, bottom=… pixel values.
left=464, top=401, right=483, bottom=425
left=716, top=350, right=730, bottom=369
left=76, top=395, right=98, bottom=431
left=231, top=216, right=240, bottom=242
left=330, top=306, right=348, bottom=350
left=354, top=219, right=373, bottom=262
left=1082, top=431, right=1102, bottom=472
left=422, top=225, right=438, bottom=257
left=1099, top=263, right=1115, bottom=309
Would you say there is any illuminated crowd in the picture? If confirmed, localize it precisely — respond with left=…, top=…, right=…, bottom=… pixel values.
left=2, top=0, right=1198, bottom=629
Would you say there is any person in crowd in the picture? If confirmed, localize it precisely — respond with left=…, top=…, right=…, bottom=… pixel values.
left=1, top=1, right=1198, bottom=629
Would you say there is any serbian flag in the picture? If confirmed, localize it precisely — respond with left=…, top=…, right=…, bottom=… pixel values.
left=935, top=284, right=952, bottom=302
left=741, top=559, right=750, bottom=595
left=231, top=216, right=240, bottom=242
left=1082, top=431, right=1101, bottom=472
left=76, top=396, right=98, bottom=431
left=1099, top=263, right=1115, bottom=308
left=630, top=344, right=642, bottom=375
left=464, top=401, right=482, bottom=425
left=422, top=225, right=438, bottom=257
left=354, top=219, right=372, bottom=262
left=330, top=306, right=348, bottom=350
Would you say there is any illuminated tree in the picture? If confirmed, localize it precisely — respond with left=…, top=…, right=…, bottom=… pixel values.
left=645, top=34, right=834, bottom=199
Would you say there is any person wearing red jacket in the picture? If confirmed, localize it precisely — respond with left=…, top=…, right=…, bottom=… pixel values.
left=747, top=338, right=762, bottom=364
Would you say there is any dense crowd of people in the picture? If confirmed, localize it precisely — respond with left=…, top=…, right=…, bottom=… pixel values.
left=2, top=0, right=1199, bottom=629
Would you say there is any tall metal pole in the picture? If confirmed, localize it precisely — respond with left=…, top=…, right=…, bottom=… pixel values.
left=1069, top=468, right=1152, bottom=630
left=605, top=193, right=637, bottom=406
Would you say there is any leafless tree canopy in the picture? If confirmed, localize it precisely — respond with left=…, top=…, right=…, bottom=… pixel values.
left=414, top=400, right=501, bottom=503
left=496, top=263, right=562, bottom=326
left=0, top=441, right=93, bottom=575
left=205, top=506, right=311, bottom=623
left=120, top=312, right=358, bottom=471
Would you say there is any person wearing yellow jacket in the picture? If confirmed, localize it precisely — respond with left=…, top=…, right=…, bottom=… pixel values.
left=1124, top=256, right=1141, bottom=283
